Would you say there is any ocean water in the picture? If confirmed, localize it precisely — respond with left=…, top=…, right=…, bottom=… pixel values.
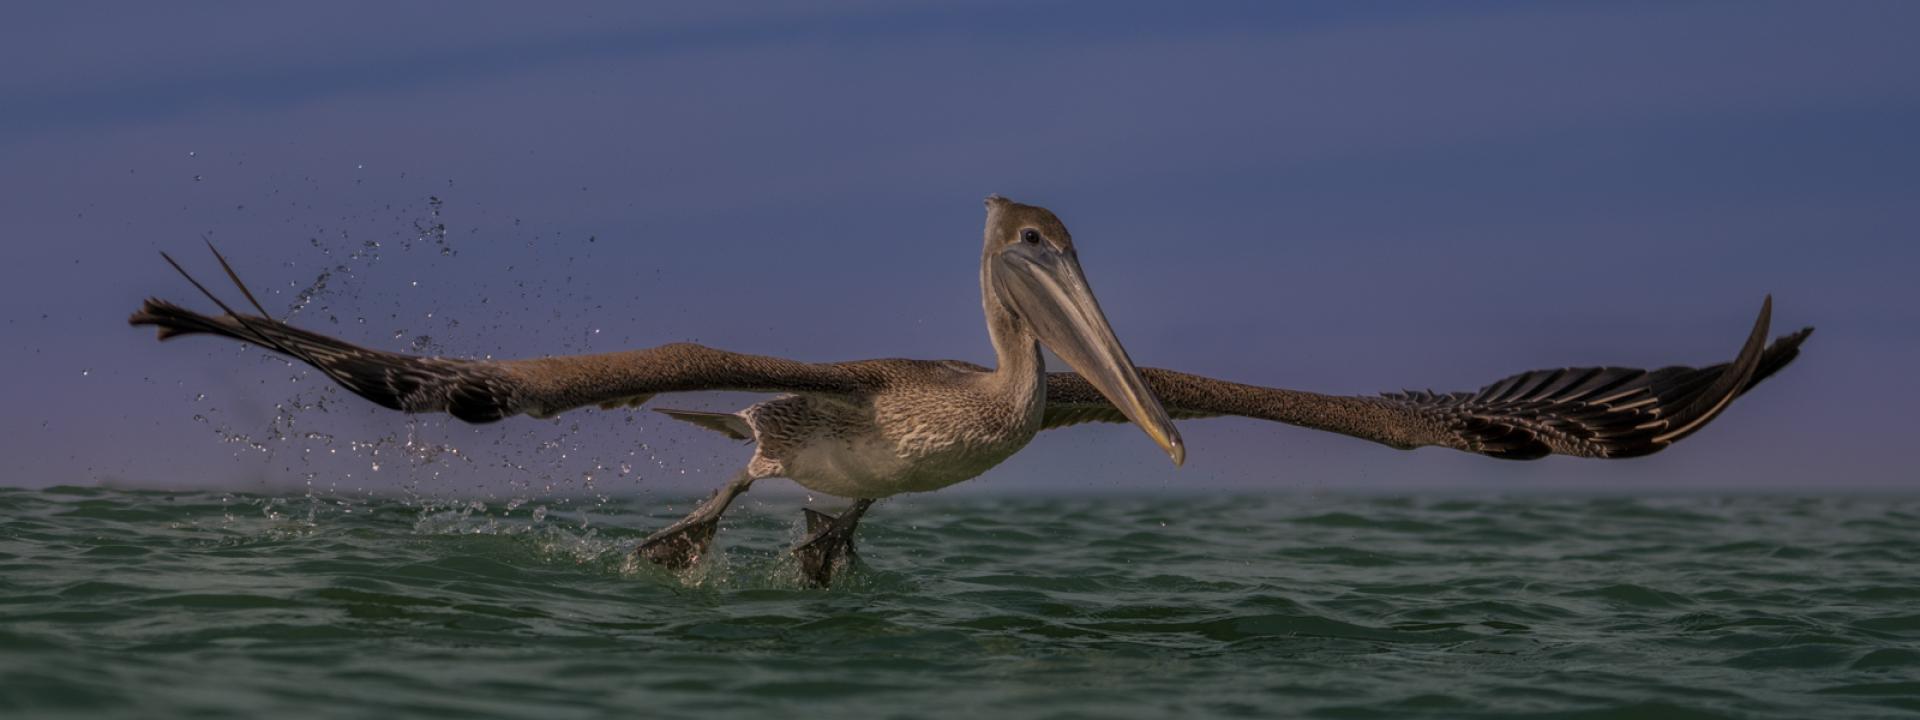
left=1, top=488, right=1916, bottom=719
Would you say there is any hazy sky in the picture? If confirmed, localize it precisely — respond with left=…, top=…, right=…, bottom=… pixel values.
left=3, top=1, right=1916, bottom=496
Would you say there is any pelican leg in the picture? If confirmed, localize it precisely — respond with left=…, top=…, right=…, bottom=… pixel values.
left=791, top=499, right=876, bottom=587
left=634, top=470, right=755, bottom=570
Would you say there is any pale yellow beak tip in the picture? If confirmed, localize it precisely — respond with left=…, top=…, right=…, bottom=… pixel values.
left=1166, top=439, right=1186, bottom=467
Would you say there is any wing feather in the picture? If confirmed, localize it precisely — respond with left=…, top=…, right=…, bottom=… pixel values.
left=130, top=299, right=884, bottom=423
left=1044, top=298, right=1811, bottom=460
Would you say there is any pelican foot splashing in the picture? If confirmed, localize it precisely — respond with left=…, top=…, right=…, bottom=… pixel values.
left=130, top=195, right=1812, bottom=587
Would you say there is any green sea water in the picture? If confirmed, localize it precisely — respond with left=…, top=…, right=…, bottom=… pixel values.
left=2, top=487, right=1916, bottom=719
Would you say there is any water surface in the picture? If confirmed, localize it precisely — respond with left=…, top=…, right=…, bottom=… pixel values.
left=2, top=488, right=1916, bottom=719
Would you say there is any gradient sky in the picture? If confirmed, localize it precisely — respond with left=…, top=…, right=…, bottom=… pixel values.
left=3, top=1, right=1916, bottom=496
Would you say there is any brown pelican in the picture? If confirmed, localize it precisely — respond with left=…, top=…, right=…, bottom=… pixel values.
left=130, top=195, right=1811, bottom=586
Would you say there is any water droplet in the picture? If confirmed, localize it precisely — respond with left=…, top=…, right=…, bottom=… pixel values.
left=80, top=369, right=90, bottom=376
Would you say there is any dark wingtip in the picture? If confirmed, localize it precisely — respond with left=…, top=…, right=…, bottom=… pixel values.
left=1648, top=296, right=1772, bottom=445
left=127, top=298, right=164, bottom=326
left=127, top=298, right=194, bottom=341
left=205, top=240, right=271, bottom=317
left=1743, top=325, right=1814, bottom=393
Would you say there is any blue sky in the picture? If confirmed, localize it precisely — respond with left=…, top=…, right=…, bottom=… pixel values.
left=2, top=1, right=1915, bottom=496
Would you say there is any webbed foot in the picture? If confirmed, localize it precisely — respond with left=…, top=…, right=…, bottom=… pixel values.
left=635, top=515, right=720, bottom=570
left=633, top=473, right=756, bottom=571
left=791, top=499, right=874, bottom=588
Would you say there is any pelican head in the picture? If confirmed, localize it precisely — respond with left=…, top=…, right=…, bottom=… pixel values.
left=981, top=194, right=1185, bottom=466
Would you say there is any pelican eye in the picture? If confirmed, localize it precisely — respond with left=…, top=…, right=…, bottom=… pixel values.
left=1020, top=229, right=1040, bottom=244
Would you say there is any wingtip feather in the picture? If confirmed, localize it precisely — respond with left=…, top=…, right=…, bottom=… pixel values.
left=128, top=298, right=217, bottom=341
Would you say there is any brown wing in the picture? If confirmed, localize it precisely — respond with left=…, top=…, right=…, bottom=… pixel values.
left=1045, top=298, right=1810, bottom=460
left=130, top=299, right=884, bottom=423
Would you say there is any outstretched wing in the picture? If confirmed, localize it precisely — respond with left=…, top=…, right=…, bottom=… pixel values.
left=129, top=249, right=883, bottom=423
left=1045, top=298, right=1810, bottom=460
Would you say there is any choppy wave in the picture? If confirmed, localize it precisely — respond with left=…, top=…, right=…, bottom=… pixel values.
left=2, top=487, right=1917, bottom=719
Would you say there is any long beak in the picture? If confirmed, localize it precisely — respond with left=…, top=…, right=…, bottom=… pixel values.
left=993, top=244, right=1185, bottom=466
